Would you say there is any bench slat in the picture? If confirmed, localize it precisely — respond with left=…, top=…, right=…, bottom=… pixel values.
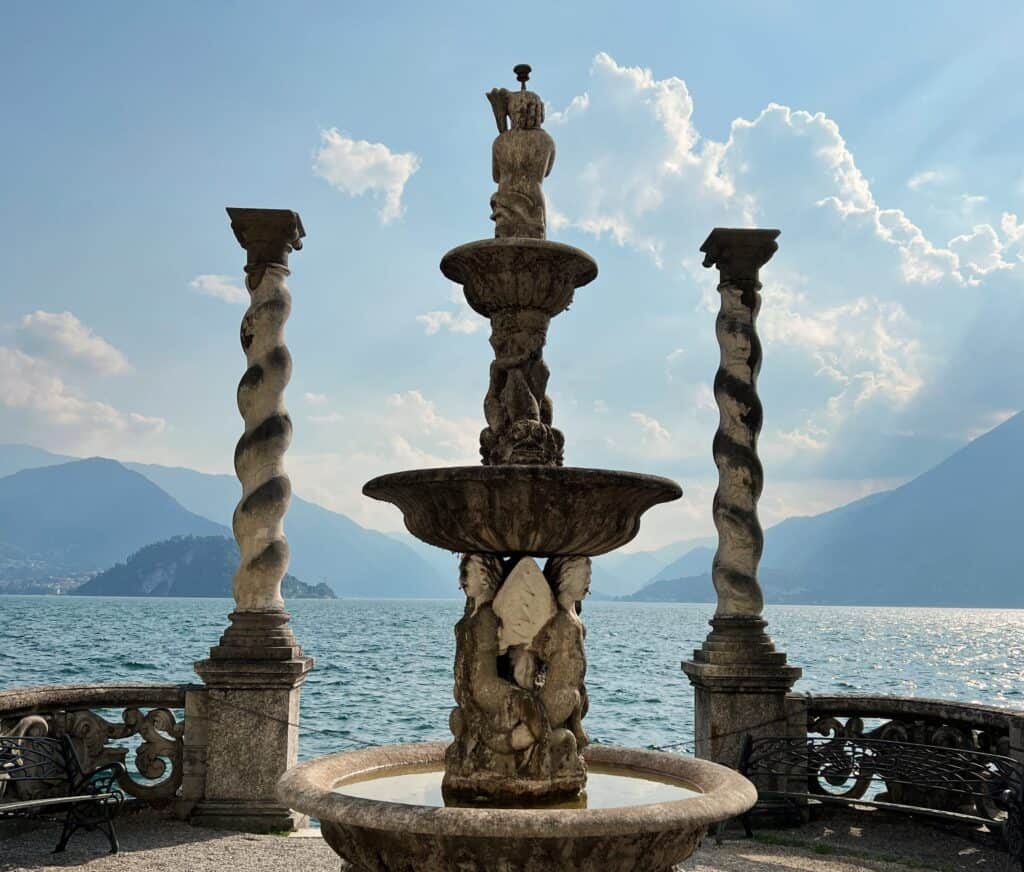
left=0, top=793, right=116, bottom=812
left=757, top=790, right=1004, bottom=829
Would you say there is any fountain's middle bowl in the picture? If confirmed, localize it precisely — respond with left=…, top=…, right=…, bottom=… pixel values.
left=363, top=465, right=681, bottom=556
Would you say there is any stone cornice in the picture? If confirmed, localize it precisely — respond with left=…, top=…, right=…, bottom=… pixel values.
left=226, top=207, right=305, bottom=272
left=700, top=227, right=780, bottom=283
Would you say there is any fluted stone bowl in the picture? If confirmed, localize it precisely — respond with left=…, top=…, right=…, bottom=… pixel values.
left=362, top=466, right=682, bottom=557
left=440, top=238, right=598, bottom=318
left=277, top=742, right=756, bottom=872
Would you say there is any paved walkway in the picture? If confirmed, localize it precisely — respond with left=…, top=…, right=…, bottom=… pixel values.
left=0, top=808, right=1005, bottom=871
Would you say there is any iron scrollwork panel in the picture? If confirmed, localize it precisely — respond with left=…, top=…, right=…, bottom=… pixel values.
left=809, top=712, right=1013, bottom=819
left=1, top=706, right=184, bottom=806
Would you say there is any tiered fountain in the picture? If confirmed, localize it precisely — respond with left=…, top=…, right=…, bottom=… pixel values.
left=278, top=66, right=756, bottom=871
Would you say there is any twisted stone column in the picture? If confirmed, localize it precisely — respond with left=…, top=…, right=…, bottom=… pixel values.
left=707, top=229, right=774, bottom=621
left=192, top=208, right=313, bottom=833
left=682, top=228, right=801, bottom=768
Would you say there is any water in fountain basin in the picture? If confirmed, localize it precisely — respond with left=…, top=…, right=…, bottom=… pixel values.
left=334, top=764, right=701, bottom=809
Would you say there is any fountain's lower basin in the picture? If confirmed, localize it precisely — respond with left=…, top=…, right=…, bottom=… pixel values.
left=277, top=742, right=756, bottom=872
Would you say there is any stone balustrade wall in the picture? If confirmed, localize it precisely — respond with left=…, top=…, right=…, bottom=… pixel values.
left=0, top=683, right=203, bottom=817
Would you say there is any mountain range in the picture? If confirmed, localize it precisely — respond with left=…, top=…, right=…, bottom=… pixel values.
left=1, top=409, right=1021, bottom=606
left=627, top=410, right=1024, bottom=607
left=0, top=447, right=448, bottom=597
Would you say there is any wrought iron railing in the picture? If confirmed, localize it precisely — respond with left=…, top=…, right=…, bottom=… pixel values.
left=0, top=683, right=191, bottom=809
left=800, top=694, right=1024, bottom=821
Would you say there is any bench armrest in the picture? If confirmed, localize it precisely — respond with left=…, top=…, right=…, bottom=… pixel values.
left=75, top=762, right=126, bottom=798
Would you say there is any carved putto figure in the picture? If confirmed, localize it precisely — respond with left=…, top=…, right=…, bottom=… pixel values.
left=487, top=65, right=555, bottom=240
left=444, top=552, right=590, bottom=801
left=481, top=308, right=564, bottom=466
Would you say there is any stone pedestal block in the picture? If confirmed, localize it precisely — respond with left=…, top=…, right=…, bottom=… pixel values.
left=682, top=618, right=802, bottom=769
left=192, top=654, right=312, bottom=832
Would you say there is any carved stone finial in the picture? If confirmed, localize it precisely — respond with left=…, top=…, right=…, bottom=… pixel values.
left=700, top=228, right=779, bottom=284
left=487, top=67, right=555, bottom=239
left=226, top=208, right=306, bottom=281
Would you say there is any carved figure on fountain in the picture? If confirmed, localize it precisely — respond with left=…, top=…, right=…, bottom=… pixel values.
left=446, top=555, right=544, bottom=790
left=487, top=65, right=554, bottom=240
left=535, top=556, right=591, bottom=768
left=444, top=555, right=590, bottom=801
left=481, top=307, right=564, bottom=466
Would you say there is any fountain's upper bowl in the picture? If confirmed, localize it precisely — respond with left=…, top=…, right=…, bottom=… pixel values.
left=440, top=239, right=598, bottom=318
left=363, top=465, right=681, bottom=556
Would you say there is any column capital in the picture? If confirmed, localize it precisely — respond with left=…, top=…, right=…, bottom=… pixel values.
left=700, top=227, right=779, bottom=283
left=226, top=207, right=305, bottom=271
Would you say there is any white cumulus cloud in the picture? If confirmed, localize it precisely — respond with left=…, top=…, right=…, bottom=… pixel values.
left=189, top=275, right=247, bottom=304
left=907, top=170, right=945, bottom=190
left=416, top=309, right=484, bottom=336
left=0, top=346, right=164, bottom=436
left=16, top=310, right=129, bottom=376
left=545, top=52, right=1023, bottom=479
left=289, top=390, right=479, bottom=530
left=313, top=128, right=421, bottom=224
left=630, top=411, right=671, bottom=444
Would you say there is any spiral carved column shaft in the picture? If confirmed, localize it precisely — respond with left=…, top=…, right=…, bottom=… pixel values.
left=709, top=249, right=769, bottom=620
left=233, top=261, right=293, bottom=613
left=192, top=208, right=313, bottom=834
left=682, top=228, right=800, bottom=768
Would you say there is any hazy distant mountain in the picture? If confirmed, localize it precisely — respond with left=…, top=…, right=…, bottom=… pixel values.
left=591, top=537, right=716, bottom=597
left=0, top=444, right=69, bottom=479
left=628, top=574, right=714, bottom=603
left=0, top=458, right=226, bottom=578
left=125, top=461, right=450, bottom=598
left=0, top=446, right=449, bottom=597
left=385, top=531, right=461, bottom=587
left=73, top=535, right=334, bottom=598
left=628, top=411, right=1024, bottom=607
left=648, top=545, right=716, bottom=584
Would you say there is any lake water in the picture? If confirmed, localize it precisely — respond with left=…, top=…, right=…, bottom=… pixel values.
left=1, top=597, right=1021, bottom=759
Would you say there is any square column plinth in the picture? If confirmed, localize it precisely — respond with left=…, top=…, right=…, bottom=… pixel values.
left=192, top=647, right=313, bottom=833
left=682, top=618, right=802, bottom=769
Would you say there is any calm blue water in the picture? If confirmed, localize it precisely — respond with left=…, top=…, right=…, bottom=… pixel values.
left=1, top=597, right=1021, bottom=759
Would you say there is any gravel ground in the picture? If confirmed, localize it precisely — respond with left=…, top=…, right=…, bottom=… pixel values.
left=0, top=808, right=1007, bottom=871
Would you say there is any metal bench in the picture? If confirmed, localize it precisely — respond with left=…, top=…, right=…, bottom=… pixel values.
left=1, top=733, right=125, bottom=854
left=725, top=734, right=1023, bottom=870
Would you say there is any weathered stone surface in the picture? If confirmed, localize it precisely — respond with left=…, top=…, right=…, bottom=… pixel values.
left=683, top=229, right=800, bottom=769
left=191, top=671, right=308, bottom=833
left=363, top=465, right=681, bottom=557
left=277, top=742, right=757, bottom=872
left=440, top=238, right=596, bottom=465
left=443, top=556, right=590, bottom=801
left=486, top=65, right=554, bottom=240
left=441, top=239, right=596, bottom=318
left=699, top=227, right=779, bottom=621
left=191, top=207, right=313, bottom=833
left=493, top=557, right=557, bottom=656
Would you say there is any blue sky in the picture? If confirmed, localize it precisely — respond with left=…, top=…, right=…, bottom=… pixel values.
left=2, top=2, right=1022, bottom=548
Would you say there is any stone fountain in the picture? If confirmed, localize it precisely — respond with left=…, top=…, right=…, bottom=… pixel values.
left=278, top=65, right=756, bottom=871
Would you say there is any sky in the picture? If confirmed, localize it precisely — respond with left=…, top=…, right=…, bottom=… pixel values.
left=2, top=1, right=1023, bottom=550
